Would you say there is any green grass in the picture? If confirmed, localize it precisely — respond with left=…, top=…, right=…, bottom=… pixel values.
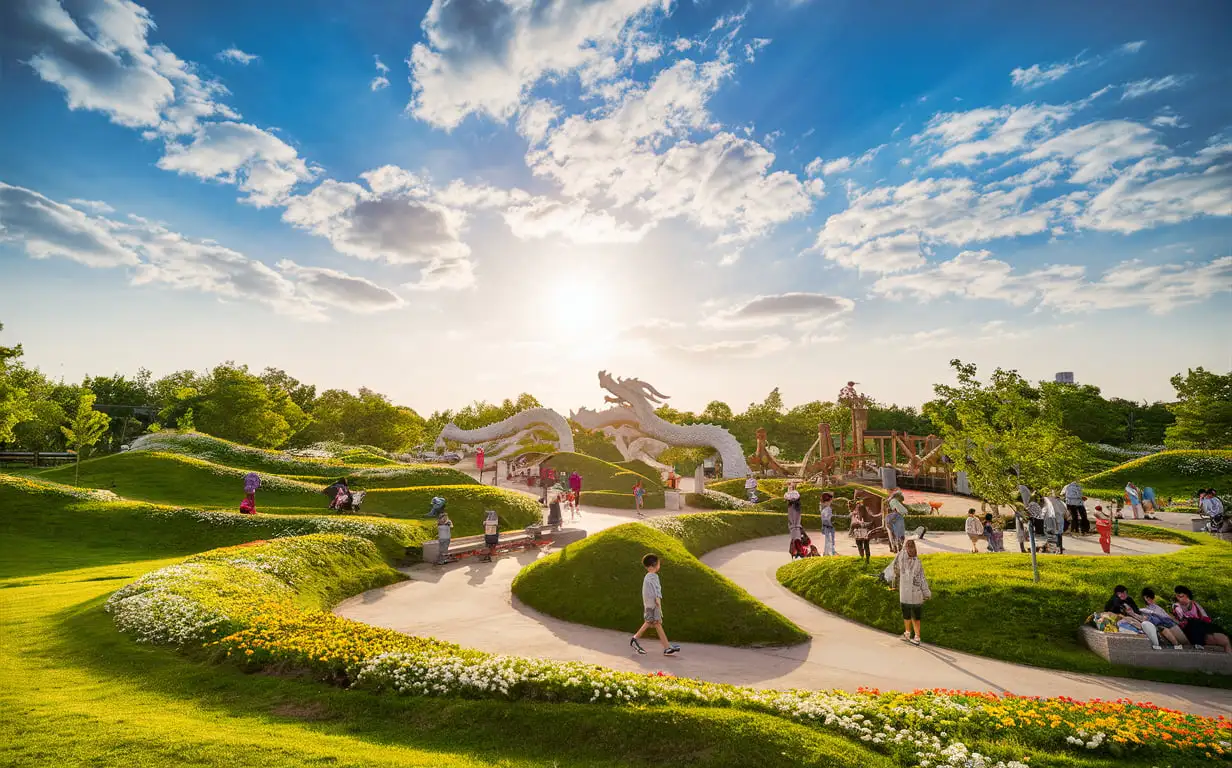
left=129, top=431, right=397, bottom=474
left=647, top=512, right=789, bottom=556
left=777, top=529, right=1232, bottom=688
left=0, top=550, right=892, bottom=768
left=1080, top=449, right=1232, bottom=501
left=542, top=451, right=662, bottom=492
left=512, top=522, right=807, bottom=647
left=580, top=489, right=666, bottom=509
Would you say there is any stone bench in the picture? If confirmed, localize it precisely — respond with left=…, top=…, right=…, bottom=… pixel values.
left=1080, top=626, right=1232, bottom=674
left=421, top=526, right=586, bottom=563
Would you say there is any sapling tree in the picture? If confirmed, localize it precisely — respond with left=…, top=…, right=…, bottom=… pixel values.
left=62, top=392, right=112, bottom=485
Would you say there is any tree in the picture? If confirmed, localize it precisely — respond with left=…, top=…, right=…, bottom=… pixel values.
left=193, top=364, right=308, bottom=448
left=260, top=367, right=317, bottom=411
left=926, top=360, right=1087, bottom=506
left=698, top=400, right=734, bottom=425
left=1038, top=382, right=1122, bottom=444
left=1165, top=368, right=1232, bottom=449
left=298, top=388, right=427, bottom=451
left=0, top=323, right=33, bottom=443
left=13, top=400, right=67, bottom=452
left=61, top=392, right=111, bottom=485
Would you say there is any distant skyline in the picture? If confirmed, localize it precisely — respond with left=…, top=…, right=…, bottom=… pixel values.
left=2, top=0, right=1230, bottom=414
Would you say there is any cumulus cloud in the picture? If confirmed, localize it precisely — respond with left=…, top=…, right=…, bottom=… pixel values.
left=1024, top=120, right=1164, bottom=183
left=1078, top=162, right=1232, bottom=233
left=0, top=180, right=401, bottom=319
left=871, top=248, right=1232, bottom=315
left=922, top=103, right=1074, bottom=167
left=276, top=260, right=405, bottom=312
left=6, top=0, right=236, bottom=135
left=157, top=121, right=316, bottom=206
left=1122, top=75, right=1190, bottom=100
left=804, top=145, right=882, bottom=177
left=703, top=292, right=854, bottom=328
left=407, top=0, right=670, bottom=128
left=217, top=47, right=258, bottom=65
left=502, top=197, right=648, bottom=243
left=0, top=182, right=138, bottom=267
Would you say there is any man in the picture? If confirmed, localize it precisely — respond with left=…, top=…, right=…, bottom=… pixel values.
left=480, top=509, right=499, bottom=562
left=1063, top=480, right=1089, bottom=534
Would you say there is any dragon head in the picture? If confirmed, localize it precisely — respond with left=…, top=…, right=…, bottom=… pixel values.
left=598, top=370, right=671, bottom=406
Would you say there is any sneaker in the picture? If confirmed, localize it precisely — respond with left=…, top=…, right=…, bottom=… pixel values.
left=663, top=646, right=680, bottom=656
left=630, top=637, right=646, bottom=655
left=1151, top=644, right=1162, bottom=651
left=1173, top=644, right=1183, bottom=650
left=1195, top=644, right=1205, bottom=650
left=901, top=632, right=913, bottom=643
left=910, top=637, right=921, bottom=646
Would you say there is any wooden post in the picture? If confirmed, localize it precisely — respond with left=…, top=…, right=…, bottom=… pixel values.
left=890, top=432, right=897, bottom=467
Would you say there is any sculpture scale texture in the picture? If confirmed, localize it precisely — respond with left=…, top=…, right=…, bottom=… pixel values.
left=436, top=407, right=575, bottom=454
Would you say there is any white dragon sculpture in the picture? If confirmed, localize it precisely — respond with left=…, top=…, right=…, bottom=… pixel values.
left=435, top=407, right=575, bottom=457
left=570, top=406, right=673, bottom=471
left=593, top=371, right=749, bottom=478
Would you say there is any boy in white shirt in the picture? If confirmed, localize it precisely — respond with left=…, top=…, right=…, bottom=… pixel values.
left=630, top=553, right=679, bottom=656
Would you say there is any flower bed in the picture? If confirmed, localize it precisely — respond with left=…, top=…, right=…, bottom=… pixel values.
left=108, top=534, right=1229, bottom=767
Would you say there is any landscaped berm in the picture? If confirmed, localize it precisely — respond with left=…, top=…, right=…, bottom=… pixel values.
left=3, top=429, right=1230, bottom=768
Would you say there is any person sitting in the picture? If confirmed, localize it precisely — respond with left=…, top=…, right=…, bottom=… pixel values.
left=1139, top=588, right=1187, bottom=649
left=1105, top=585, right=1163, bottom=650
left=1172, top=585, right=1232, bottom=653
left=324, top=478, right=351, bottom=511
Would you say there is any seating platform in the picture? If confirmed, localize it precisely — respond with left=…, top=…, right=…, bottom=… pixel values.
left=420, top=525, right=586, bottom=563
left=1080, top=626, right=1232, bottom=674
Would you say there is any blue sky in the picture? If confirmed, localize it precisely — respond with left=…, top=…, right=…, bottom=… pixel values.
left=1, top=0, right=1230, bottom=414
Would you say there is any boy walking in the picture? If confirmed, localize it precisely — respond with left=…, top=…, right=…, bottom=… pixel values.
left=630, top=554, right=679, bottom=656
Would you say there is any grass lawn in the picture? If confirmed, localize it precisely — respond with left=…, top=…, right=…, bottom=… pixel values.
left=512, top=522, right=807, bottom=647
left=1080, top=449, right=1232, bottom=500
left=777, top=525, right=1232, bottom=688
left=541, top=451, right=662, bottom=492
left=129, top=430, right=403, bottom=474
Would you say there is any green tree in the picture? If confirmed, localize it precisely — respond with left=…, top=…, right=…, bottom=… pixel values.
left=0, top=323, right=34, bottom=443
left=1165, top=368, right=1232, bottom=449
left=698, top=400, right=734, bottom=425
left=193, top=364, right=307, bottom=448
left=299, top=388, right=426, bottom=451
left=926, top=360, right=1087, bottom=506
left=1038, top=382, right=1122, bottom=443
left=260, top=367, right=317, bottom=411
left=13, top=399, right=67, bottom=452
left=61, top=392, right=111, bottom=485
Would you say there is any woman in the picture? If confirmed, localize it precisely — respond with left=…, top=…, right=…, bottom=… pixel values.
left=1172, top=586, right=1232, bottom=653
left=633, top=480, right=646, bottom=517
left=885, top=491, right=908, bottom=553
left=1139, top=588, right=1187, bottom=649
left=851, top=500, right=873, bottom=564
left=889, top=539, right=931, bottom=645
left=1094, top=506, right=1113, bottom=554
left=1125, top=483, right=1143, bottom=520
left=819, top=492, right=847, bottom=556
left=785, top=481, right=803, bottom=554
left=983, top=513, right=1004, bottom=552
left=242, top=472, right=261, bottom=513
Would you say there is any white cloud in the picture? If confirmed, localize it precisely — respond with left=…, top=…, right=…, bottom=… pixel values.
left=1122, top=75, right=1190, bottom=100
left=374, top=55, right=389, bottom=73
left=678, top=334, right=791, bottom=358
left=871, top=248, right=1232, bottom=315
left=1078, top=162, right=1232, bottom=234
left=67, top=198, right=115, bottom=214
left=11, top=0, right=235, bottom=135
left=1024, top=120, right=1163, bottom=183
left=502, top=197, right=648, bottom=243
left=1120, top=41, right=1146, bottom=54
left=276, top=260, right=405, bottom=312
left=703, top=292, right=854, bottom=328
left=217, top=47, right=259, bottom=65
left=922, top=103, right=1074, bottom=167
left=407, top=0, right=670, bottom=128
left=0, top=181, right=138, bottom=267
left=370, top=54, right=390, bottom=90
left=157, top=121, right=315, bottom=207
left=1150, top=113, right=1184, bottom=129
left=821, top=232, right=927, bottom=274
left=1010, top=61, right=1076, bottom=90
left=517, top=100, right=563, bottom=143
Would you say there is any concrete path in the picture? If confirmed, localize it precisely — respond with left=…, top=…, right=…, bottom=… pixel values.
left=336, top=520, right=1229, bottom=718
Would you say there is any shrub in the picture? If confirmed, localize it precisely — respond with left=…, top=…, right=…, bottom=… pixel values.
left=1081, top=449, right=1232, bottom=501
left=580, top=489, right=665, bottom=509
left=541, top=452, right=661, bottom=492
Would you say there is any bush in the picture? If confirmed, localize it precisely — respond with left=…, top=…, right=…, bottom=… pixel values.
left=541, top=452, right=661, bottom=492
left=1081, top=449, right=1232, bottom=501
left=512, top=523, right=807, bottom=647
left=327, top=484, right=542, bottom=535
left=570, top=428, right=625, bottom=463
left=580, top=489, right=665, bottom=509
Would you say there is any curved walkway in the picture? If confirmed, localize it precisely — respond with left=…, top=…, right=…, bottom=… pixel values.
left=335, top=521, right=1230, bottom=718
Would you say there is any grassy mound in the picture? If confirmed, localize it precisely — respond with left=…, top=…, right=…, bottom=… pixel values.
left=647, top=512, right=788, bottom=556
left=1080, top=449, right=1232, bottom=500
left=512, top=523, right=807, bottom=647
left=580, top=489, right=665, bottom=509
left=541, top=452, right=661, bottom=493
left=778, top=526, right=1232, bottom=687
left=277, top=465, right=479, bottom=488
left=335, top=484, right=542, bottom=532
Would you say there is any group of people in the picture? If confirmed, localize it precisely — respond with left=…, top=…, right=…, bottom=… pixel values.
left=428, top=496, right=502, bottom=566
left=1100, top=585, right=1231, bottom=653
left=783, top=481, right=922, bottom=564
left=963, top=509, right=1006, bottom=552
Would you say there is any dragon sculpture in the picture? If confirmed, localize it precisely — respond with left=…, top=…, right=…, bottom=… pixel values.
left=435, top=407, right=575, bottom=456
left=571, top=406, right=674, bottom=471
left=596, top=371, right=749, bottom=478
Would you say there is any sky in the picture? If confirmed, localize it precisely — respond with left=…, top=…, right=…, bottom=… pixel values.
left=1, top=0, right=1231, bottom=417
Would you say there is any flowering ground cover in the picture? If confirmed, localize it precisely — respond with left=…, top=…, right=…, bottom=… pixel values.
left=1080, top=449, right=1232, bottom=501
left=778, top=526, right=1232, bottom=689
left=108, top=528, right=1229, bottom=767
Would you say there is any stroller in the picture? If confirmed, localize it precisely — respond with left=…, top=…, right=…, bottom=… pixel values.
left=1201, top=507, right=1231, bottom=537
left=789, top=531, right=819, bottom=559
left=323, top=480, right=366, bottom=513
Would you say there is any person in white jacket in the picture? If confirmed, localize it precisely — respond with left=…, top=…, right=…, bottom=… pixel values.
left=964, top=509, right=983, bottom=552
left=889, top=540, right=931, bottom=645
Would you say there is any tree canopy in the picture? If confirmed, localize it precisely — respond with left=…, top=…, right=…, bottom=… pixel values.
left=1165, top=367, right=1232, bottom=449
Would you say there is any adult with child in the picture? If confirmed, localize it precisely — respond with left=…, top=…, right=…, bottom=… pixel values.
left=630, top=553, right=679, bottom=656
left=569, top=471, right=583, bottom=507
left=888, top=539, right=931, bottom=646
left=785, top=481, right=803, bottom=536
left=1172, top=586, right=1232, bottom=653
left=1139, top=588, right=1188, bottom=649
left=241, top=472, right=261, bottom=514
left=983, top=513, right=1004, bottom=552
left=1063, top=480, right=1089, bottom=534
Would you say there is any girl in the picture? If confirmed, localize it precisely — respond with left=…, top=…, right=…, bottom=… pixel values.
left=1094, top=506, right=1113, bottom=554
left=889, top=539, right=931, bottom=645
left=885, top=491, right=908, bottom=553
left=633, top=480, right=646, bottom=518
left=851, top=500, right=872, bottom=565
left=1172, top=586, right=1232, bottom=653
left=242, top=472, right=261, bottom=514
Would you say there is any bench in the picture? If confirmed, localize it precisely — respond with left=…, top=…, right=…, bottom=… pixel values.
left=421, top=525, right=587, bottom=563
left=1080, top=625, right=1232, bottom=674
left=0, top=451, right=77, bottom=468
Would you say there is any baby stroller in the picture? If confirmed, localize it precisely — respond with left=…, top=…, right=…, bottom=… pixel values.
left=789, top=531, right=819, bottom=559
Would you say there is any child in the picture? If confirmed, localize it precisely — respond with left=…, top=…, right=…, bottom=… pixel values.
left=436, top=511, right=453, bottom=565
left=243, top=472, right=261, bottom=513
left=239, top=496, right=255, bottom=514
left=819, top=493, right=847, bottom=556
left=480, top=509, right=499, bottom=562
left=964, top=508, right=982, bottom=553
left=1094, top=506, right=1112, bottom=554
left=633, top=480, right=645, bottom=517
left=983, top=513, right=1004, bottom=552
left=630, top=554, right=679, bottom=656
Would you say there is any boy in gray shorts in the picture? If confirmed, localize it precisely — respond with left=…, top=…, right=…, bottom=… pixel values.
left=630, top=553, right=679, bottom=656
